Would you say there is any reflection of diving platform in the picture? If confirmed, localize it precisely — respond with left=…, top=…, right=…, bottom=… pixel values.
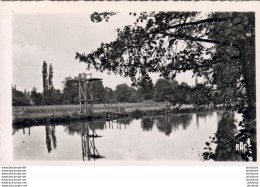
left=81, top=124, right=104, bottom=161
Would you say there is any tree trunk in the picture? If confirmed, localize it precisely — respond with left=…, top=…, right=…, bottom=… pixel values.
left=240, top=43, right=256, bottom=121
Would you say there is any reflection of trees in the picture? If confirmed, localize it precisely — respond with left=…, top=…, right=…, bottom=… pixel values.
left=195, top=111, right=214, bottom=127
left=64, top=121, right=106, bottom=136
left=140, top=114, right=194, bottom=136
left=51, top=126, right=56, bottom=149
left=88, top=121, right=106, bottom=130
left=141, top=118, right=155, bottom=132
left=45, top=125, right=57, bottom=153
left=64, top=118, right=133, bottom=136
left=106, top=118, right=133, bottom=130
left=155, top=114, right=193, bottom=136
left=12, top=128, right=18, bottom=136
left=12, top=127, right=30, bottom=136
left=64, top=122, right=82, bottom=136
left=116, top=118, right=133, bottom=125
left=155, top=116, right=173, bottom=136
left=213, top=115, right=243, bottom=161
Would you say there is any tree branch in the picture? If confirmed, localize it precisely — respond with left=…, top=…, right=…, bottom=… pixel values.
left=166, top=17, right=229, bottom=30
left=163, top=32, right=220, bottom=44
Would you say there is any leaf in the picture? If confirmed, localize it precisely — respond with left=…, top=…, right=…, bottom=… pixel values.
left=219, top=37, right=225, bottom=44
left=168, top=39, right=175, bottom=49
left=232, top=17, right=241, bottom=25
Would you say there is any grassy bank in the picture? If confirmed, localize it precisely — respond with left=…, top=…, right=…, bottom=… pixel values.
left=12, top=101, right=166, bottom=118
left=13, top=106, right=216, bottom=127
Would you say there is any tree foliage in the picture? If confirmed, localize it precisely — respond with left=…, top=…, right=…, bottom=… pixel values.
left=136, top=79, right=154, bottom=100
left=42, top=61, right=56, bottom=104
left=91, top=80, right=106, bottom=102
left=48, top=63, right=54, bottom=95
left=75, top=11, right=255, bottom=121
left=104, top=87, right=115, bottom=103
left=30, top=87, right=44, bottom=105
left=90, top=12, right=117, bottom=23
left=115, top=83, right=135, bottom=103
left=153, top=78, right=177, bottom=102
left=12, top=86, right=31, bottom=106
left=75, top=12, right=256, bottom=160
left=63, top=76, right=78, bottom=104
left=42, top=61, right=48, bottom=96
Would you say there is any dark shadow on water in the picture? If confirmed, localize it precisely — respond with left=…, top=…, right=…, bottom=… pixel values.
left=214, top=116, right=242, bottom=161
left=203, top=114, right=249, bottom=161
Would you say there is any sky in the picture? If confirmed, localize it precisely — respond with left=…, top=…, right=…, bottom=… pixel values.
left=12, top=13, right=196, bottom=93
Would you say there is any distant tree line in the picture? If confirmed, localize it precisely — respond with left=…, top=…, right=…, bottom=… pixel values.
left=12, top=62, right=226, bottom=107
left=12, top=86, right=31, bottom=106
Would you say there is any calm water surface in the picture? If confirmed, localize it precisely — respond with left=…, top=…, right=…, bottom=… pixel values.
left=13, top=111, right=223, bottom=161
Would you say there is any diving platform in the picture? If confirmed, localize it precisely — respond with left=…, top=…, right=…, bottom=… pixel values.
left=78, top=73, right=103, bottom=114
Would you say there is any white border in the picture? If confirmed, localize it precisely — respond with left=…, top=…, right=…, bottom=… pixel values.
left=0, top=1, right=259, bottom=166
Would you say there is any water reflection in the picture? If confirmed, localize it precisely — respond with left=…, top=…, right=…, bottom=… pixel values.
left=64, top=122, right=81, bottom=136
left=13, top=114, right=195, bottom=156
left=45, top=125, right=57, bottom=153
left=212, top=114, right=249, bottom=161
left=213, top=115, right=239, bottom=161
left=105, top=118, right=132, bottom=130
left=80, top=123, right=104, bottom=161
left=143, top=114, right=193, bottom=136
left=141, top=118, right=154, bottom=132
left=13, top=111, right=224, bottom=161
left=195, top=112, right=214, bottom=128
left=88, top=121, right=106, bottom=130
left=203, top=113, right=247, bottom=161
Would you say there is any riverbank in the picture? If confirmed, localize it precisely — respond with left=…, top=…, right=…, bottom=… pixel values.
left=12, top=101, right=166, bottom=118
left=13, top=106, right=217, bottom=127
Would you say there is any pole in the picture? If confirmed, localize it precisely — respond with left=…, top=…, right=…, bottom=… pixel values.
left=79, top=74, right=81, bottom=113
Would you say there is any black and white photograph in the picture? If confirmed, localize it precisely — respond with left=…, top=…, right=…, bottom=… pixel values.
left=10, top=10, right=256, bottom=162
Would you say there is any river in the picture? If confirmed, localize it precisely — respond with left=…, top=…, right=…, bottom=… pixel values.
left=13, top=111, right=231, bottom=161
